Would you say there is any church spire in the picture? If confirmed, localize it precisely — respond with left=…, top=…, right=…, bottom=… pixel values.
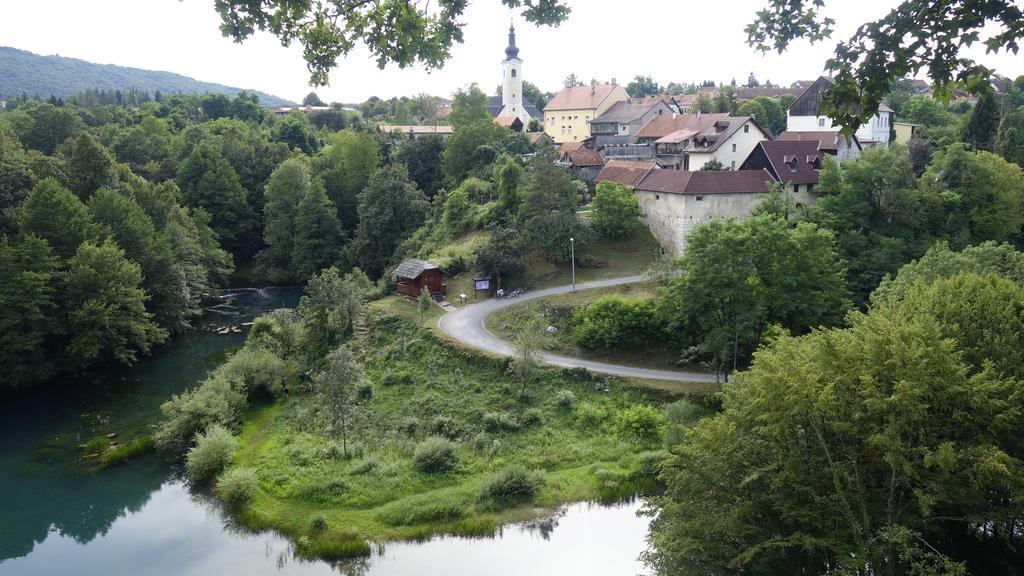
left=504, top=22, right=519, bottom=60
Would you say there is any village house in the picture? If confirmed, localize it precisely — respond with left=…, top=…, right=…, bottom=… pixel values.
left=739, top=139, right=825, bottom=194
left=486, top=24, right=544, bottom=129
left=593, top=159, right=659, bottom=189
left=775, top=131, right=861, bottom=162
left=544, top=83, right=629, bottom=143
left=893, top=122, right=920, bottom=146
left=630, top=169, right=780, bottom=255
left=786, top=76, right=893, bottom=148
left=559, top=148, right=606, bottom=182
left=589, top=97, right=677, bottom=142
left=633, top=114, right=771, bottom=170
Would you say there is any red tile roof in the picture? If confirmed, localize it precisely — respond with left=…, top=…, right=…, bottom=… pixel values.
left=565, top=149, right=605, bottom=167
left=635, top=113, right=729, bottom=139
left=594, top=160, right=658, bottom=188
left=557, top=141, right=585, bottom=156
left=636, top=169, right=775, bottom=195
left=544, top=84, right=621, bottom=111
left=493, top=116, right=522, bottom=128
left=751, top=140, right=823, bottom=185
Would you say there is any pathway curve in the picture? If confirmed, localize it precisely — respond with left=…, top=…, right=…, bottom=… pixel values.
left=438, top=275, right=718, bottom=383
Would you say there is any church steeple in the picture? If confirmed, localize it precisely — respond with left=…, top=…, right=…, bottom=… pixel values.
left=504, top=23, right=519, bottom=60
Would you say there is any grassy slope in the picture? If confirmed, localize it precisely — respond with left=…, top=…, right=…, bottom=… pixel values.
left=232, top=311, right=671, bottom=554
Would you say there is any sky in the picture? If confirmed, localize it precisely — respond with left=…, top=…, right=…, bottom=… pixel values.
left=1, top=0, right=1022, bottom=104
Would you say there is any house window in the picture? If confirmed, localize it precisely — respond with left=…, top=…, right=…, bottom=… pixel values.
left=743, top=124, right=749, bottom=133
left=655, top=194, right=660, bottom=200
left=818, top=118, right=826, bottom=127
left=807, top=184, right=814, bottom=193
left=731, top=160, right=735, bottom=169
left=511, top=69, right=517, bottom=78
left=792, top=184, right=799, bottom=193
left=732, top=143, right=737, bottom=152
left=695, top=195, right=704, bottom=201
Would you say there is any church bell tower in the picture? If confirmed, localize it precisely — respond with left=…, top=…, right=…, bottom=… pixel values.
left=500, top=23, right=525, bottom=123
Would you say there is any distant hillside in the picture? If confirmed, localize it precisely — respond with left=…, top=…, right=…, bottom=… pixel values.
left=0, top=46, right=295, bottom=107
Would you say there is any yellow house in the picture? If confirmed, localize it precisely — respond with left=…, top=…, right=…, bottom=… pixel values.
left=893, top=122, right=919, bottom=146
left=543, top=84, right=628, bottom=143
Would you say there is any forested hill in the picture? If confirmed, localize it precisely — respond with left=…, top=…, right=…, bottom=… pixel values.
left=0, top=46, right=294, bottom=106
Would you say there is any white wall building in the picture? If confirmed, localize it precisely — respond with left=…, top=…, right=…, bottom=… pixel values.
left=786, top=76, right=893, bottom=148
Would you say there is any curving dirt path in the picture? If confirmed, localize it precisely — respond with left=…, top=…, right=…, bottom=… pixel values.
left=437, top=275, right=718, bottom=383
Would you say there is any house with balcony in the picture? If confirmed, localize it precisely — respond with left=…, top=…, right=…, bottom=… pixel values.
left=634, top=114, right=770, bottom=170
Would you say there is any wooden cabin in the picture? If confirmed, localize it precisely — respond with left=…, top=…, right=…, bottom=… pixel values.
left=393, top=259, right=446, bottom=298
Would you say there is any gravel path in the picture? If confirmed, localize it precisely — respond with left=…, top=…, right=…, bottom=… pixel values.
left=437, top=276, right=718, bottom=383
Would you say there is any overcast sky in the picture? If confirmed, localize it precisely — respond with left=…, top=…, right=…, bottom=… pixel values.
left=2, top=0, right=1022, bottom=104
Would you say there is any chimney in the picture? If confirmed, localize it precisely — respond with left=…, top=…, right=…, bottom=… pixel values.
left=591, top=84, right=595, bottom=95
left=612, top=77, right=617, bottom=85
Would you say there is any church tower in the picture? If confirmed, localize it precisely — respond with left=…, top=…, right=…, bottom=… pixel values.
left=500, top=23, right=526, bottom=124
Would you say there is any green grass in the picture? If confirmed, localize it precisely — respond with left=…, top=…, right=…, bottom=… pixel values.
left=519, top=229, right=662, bottom=290
left=227, top=311, right=680, bottom=557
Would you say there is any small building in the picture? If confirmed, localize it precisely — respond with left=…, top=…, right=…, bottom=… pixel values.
left=595, top=159, right=659, bottom=188
left=393, top=259, right=446, bottom=298
left=543, top=83, right=629, bottom=143
left=893, top=122, right=920, bottom=146
left=560, top=149, right=606, bottom=182
left=493, top=116, right=525, bottom=132
left=776, top=131, right=861, bottom=162
left=527, top=132, right=554, bottom=147
left=739, top=140, right=824, bottom=194
left=786, top=76, right=893, bottom=148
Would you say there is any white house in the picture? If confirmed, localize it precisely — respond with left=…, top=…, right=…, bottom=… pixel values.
left=786, top=76, right=892, bottom=148
left=639, top=114, right=772, bottom=170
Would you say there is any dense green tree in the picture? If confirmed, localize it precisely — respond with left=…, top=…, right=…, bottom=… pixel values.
left=6, top=101, right=84, bottom=154
left=176, top=142, right=253, bottom=254
left=63, top=241, right=168, bottom=370
left=350, top=165, right=429, bottom=278
left=260, top=158, right=313, bottom=282
left=520, top=211, right=594, bottom=265
left=649, top=275, right=1024, bottom=576
left=517, top=149, right=577, bottom=223
left=393, top=135, right=445, bottom=200
left=0, top=235, right=60, bottom=388
left=448, top=84, right=491, bottom=129
left=66, top=132, right=114, bottom=199
left=995, top=107, right=1024, bottom=166
left=18, top=178, right=97, bottom=259
left=165, top=206, right=234, bottom=308
left=199, top=93, right=232, bottom=120
left=272, top=110, right=318, bottom=153
left=0, top=120, right=32, bottom=231
left=89, top=188, right=192, bottom=331
left=626, top=75, right=661, bottom=98
left=302, top=92, right=326, bottom=106
left=923, top=144, right=1024, bottom=245
left=474, top=225, right=525, bottom=289
left=297, top=267, right=365, bottom=358
left=591, top=181, right=641, bottom=239
left=314, top=130, right=380, bottom=233
left=494, top=157, right=524, bottom=221
left=660, top=215, right=851, bottom=375
left=522, top=81, right=547, bottom=110
left=736, top=96, right=785, bottom=135
left=292, top=185, right=344, bottom=278
left=112, top=115, right=177, bottom=180
left=442, top=120, right=503, bottom=184
left=873, top=241, right=1024, bottom=304
left=746, top=0, right=1023, bottom=132
left=439, top=186, right=474, bottom=238
left=962, top=92, right=1003, bottom=152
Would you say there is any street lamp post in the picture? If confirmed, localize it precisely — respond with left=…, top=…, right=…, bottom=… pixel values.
left=570, top=237, right=576, bottom=293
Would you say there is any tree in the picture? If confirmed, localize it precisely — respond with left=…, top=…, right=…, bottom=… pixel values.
left=439, top=186, right=474, bottom=238
left=67, top=133, right=114, bottom=199
left=18, top=178, right=98, bottom=259
left=626, top=75, right=661, bottom=98
left=88, top=189, right=192, bottom=332
left=520, top=211, right=594, bottom=265
left=962, top=92, right=1003, bottom=151
left=314, top=345, right=365, bottom=457
left=393, top=135, right=445, bottom=200
left=0, top=121, right=32, bottom=231
left=474, top=225, right=525, bottom=289
left=272, top=110, right=318, bottom=153
left=350, top=166, right=429, bottom=279
left=302, top=92, right=325, bottom=106
left=699, top=159, right=726, bottom=171
left=314, top=130, right=380, bottom=233
left=176, top=142, right=253, bottom=254
left=737, top=96, right=785, bottom=135
left=517, top=149, right=577, bottom=223
left=648, top=276, right=1024, bottom=576
left=214, top=1, right=569, bottom=85
left=6, top=101, right=84, bottom=154
left=995, top=107, right=1024, bottom=166
left=745, top=72, right=759, bottom=87
left=872, top=241, right=1024, bottom=304
left=659, top=215, right=851, bottom=376
left=292, top=184, right=344, bottom=278
left=442, top=120, right=502, bottom=184
left=522, top=81, right=547, bottom=110
left=746, top=0, right=1023, bottom=133
left=510, top=313, right=546, bottom=398
left=260, top=158, right=313, bottom=281
left=448, top=84, right=491, bottom=129
left=63, top=241, right=168, bottom=370
left=563, top=73, right=583, bottom=88
left=297, top=267, right=365, bottom=358
left=417, top=287, right=433, bottom=325
left=495, top=157, right=524, bottom=221
left=0, top=235, right=60, bottom=388
left=591, top=181, right=641, bottom=238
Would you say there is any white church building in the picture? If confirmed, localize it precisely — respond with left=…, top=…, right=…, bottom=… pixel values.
left=486, top=23, right=543, bottom=128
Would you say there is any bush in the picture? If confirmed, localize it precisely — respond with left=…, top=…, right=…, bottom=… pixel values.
left=574, top=402, right=608, bottom=428
left=349, top=456, right=380, bottom=475
left=430, top=415, right=462, bottom=439
left=612, top=405, right=665, bottom=444
left=155, top=376, right=247, bottom=455
left=310, top=513, right=328, bottom=533
left=218, top=347, right=289, bottom=399
left=591, top=181, right=642, bottom=238
left=480, top=466, right=544, bottom=505
left=521, top=408, right=543, bottom=427
left=381, top=370, right=414, bottom=387
left=481, top=411, right=520, bottom=432
left=400, top=417, right=421, bottom=436
left=571, top=296, right=657, bottom=350
left=216, top=466, right=258, bottom=504
left=555, top=389, right=577, bottom=409
left=412, top=437, right=459, bottom=473
left=356, top=381, right=374, bottom=400
left=185, top=424, right=237, bottom=482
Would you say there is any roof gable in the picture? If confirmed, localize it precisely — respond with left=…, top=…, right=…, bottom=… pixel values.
left=788, top=76, right=835, bottom=117
left=635, top=113, right=730, bottom=139
left=393, top=259, right=441, bottom=279
left=745, top=140, right=823, bottom=185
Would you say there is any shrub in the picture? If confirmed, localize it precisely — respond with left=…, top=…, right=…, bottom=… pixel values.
left=430, top=415, right=462, bottom=439
left=664, top=399, right=706, bottom=426
left=412, top=437, right=459, bottom=473
left=155, top=376, right=246, bottom=455
left=81, top=436, right=111, bottom=454
left=185, top=424, right=237, bottom=482
left=349, top=456, right=380, bottom=475
left=571, top=296, right=656, bottom=350
left=481, top=411, right=520, bottom=432
left=591, top=181, right=642, bottom=238
left=574, top=402, right=608, bottom=428
left=356, top=381, right=374, bottom=400
left=521, top=408, right=543, bottom=427
left=480, top=466, right=544, bottom=505
left=472, top=432, right=492, bottom=451
left=217, top=347, right=289, bottom=399
left=216, top=466, right=258, bottom=504
left=400, top=416, right=421, bottom=436
left=381, top=370, right=414, bottom=387
left=310, top=513, right=328, bottom=533
left=555, top=390, right=577, bottom=409
left=612, top=404, right=665, bottom=444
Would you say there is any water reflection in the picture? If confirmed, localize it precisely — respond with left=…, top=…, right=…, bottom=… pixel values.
left=0, top=481, right=650, bottom=576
